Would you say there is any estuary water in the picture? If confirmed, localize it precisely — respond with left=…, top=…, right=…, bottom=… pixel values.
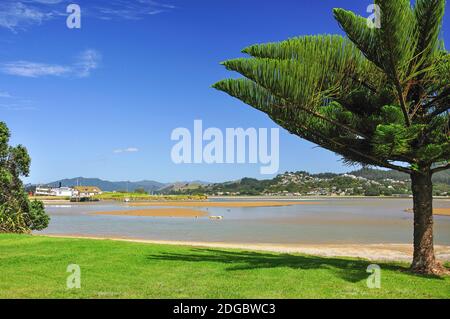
left=37, top=198, right=450, bottom=245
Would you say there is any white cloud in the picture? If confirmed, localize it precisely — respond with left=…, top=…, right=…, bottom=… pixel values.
left=96, top=0, right=176, bottom=20
left=0, top=1, right=59, bottom=31
left=1, top=61, right=70, bottom=77
left=76, top=49, right=102, bottom=78
left=26, top=1, right=64, bottom=4
left=114, top=147, right=139, bottom=154
left=0, top=49, right=101, bottom=78
left=0, top=1, right=175, bottom=31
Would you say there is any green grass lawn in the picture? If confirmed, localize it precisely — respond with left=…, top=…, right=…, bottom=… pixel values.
left=0, top=234, right=449, bottom=299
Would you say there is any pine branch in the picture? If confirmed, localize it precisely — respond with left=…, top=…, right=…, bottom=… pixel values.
left=395, top=81, right=412, bottom=126
left=304, top=126, right=413, bottom=174
left=276, top=103, right=369, bottom=140
left=424, top=87, right=450, bottom=119
left=432, top=163, right=450, bottom=174
left=346, top=73, right=378, bottom=94
left=270, top=107, right=413, bottom=174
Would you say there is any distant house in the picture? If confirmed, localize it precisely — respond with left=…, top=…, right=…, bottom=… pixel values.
left=73, top=186, right=103, bottom=197
left=35, top=187, right=53, bottom=196
left=35, top=186, right=75, bottom=197
left=52, top=187, right=76, bottom=197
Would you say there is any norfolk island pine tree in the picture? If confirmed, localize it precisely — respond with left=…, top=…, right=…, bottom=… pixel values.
left=213, top=0, right=450, bottom=275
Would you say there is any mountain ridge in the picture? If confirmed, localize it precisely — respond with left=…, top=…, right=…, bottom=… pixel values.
left=162, top=169, right=450, bottom=196
left=42, top=177, right=165, bottom=193
left=29, top=169, right=450, bottom=195
left=34, top=177, right=211, bottom=193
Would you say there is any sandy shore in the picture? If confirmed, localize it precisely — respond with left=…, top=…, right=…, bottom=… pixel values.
left=42, top=200, right=72, bottom=205
left=127, top=201, right=319, bottom=208
left=36, top=234, right=450, bottom=262
left=93, top=208, right=208, bottom=218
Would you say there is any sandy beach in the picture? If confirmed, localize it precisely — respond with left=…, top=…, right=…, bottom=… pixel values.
left=36, top=234, right=450, bottom=262
left=93, top=208, right=208, bottom=218
left=127, top=201, right=319, bottom=208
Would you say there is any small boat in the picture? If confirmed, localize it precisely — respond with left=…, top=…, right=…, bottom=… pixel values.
left=209, top=216, right=224, bottom=220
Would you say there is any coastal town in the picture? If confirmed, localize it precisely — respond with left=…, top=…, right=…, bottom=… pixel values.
left=169, top=170, right=450, bottom=197
left=28, top=168, right=450, bottom=200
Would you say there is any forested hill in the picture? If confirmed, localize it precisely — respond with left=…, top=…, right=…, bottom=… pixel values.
left=40, top=178, right=165, bottom=193
left=29, top=169, right=450, bottom=197
left=350, top=168, right=450, bottom=185
left=164, top=169, right=450, bottom=197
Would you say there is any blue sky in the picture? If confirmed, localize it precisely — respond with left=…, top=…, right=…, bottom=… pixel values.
left=1, top=0, right=449, bottom=184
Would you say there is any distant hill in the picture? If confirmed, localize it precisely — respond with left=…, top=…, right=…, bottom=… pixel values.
left=44, top=177, right=166, bottom=193
left=158, top=181, right=211, bottom=194
left=349, top=168, right=450, bottom=184
left=32, top=168, right=450, bottom=197
left=165, top=169, right=450, bottom=197
left=38, top=177, right=211, bottom=194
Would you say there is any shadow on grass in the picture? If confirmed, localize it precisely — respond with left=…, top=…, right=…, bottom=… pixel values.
left=147, top=249, right=446, bottom=283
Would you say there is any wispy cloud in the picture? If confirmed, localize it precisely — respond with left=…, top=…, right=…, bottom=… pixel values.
left=0, top=49, right=101, bottom=78
left=0, top=91, right=12, bottom=98
left=0, top=90, right=37, bottom=111
left=114, top=147, right=139, bottom=154
left=26, top=1, right=64, bottom=4
left=95, top=0, right=175, bottom=20
left=0, top=103, right=36, bottom=111
left=76, top=49, right=102, bottom=78
left=1, top=61, right=70, bottom=77
left=0, top=1, right=175, bottom=31
left=0, top=1, right=60, bottom=31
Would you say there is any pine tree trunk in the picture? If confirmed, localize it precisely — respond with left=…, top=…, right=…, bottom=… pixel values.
left=410, top=169, right=446, bottom=275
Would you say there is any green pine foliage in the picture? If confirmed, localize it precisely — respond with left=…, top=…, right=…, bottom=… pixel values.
left=214, top=0, right=449, bottom=175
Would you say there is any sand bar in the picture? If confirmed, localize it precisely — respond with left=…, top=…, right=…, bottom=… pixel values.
left=127, top=201, right=319, bottom=208
left=405, top=208, right=450, bottom=216
left=434, top=208, right=450, bottom=216
left=35, top=234, right=450, bottom=262
left=93, top=208, right=208, bottom=218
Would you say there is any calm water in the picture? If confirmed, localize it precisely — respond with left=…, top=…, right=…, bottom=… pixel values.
left=37, top=198, right=450, bottom=245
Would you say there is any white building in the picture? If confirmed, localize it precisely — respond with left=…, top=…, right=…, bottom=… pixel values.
left=35, top=187, right=53, bottom=196
left=35, top=186, right=76, bottom=197
left=73, top=186, right=103, bottom=197
left=51, top=187, right=75, bottom=197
